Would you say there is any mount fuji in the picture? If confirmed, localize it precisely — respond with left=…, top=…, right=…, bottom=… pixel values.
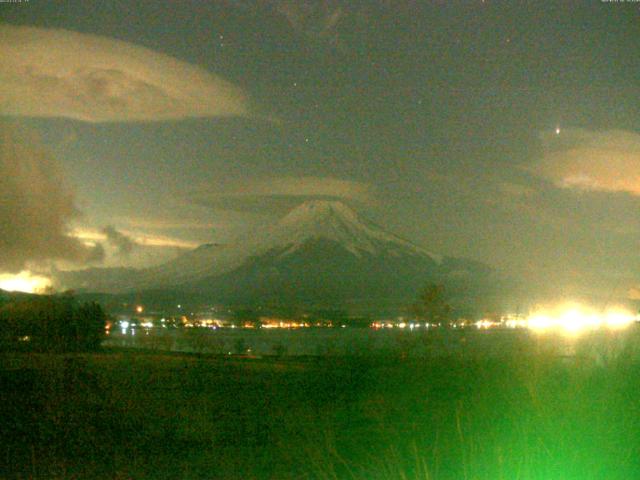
left=56, top=201, right=496, bottom=309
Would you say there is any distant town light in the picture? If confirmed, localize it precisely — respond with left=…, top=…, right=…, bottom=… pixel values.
left=475, top=319, right=495, bottom=329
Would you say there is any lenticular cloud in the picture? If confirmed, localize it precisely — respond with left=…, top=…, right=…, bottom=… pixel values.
left=0, top=24, right=249, bottom=122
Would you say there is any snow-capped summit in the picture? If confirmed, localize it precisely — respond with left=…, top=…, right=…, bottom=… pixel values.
left=55, top=200, right=494, bottom=308
left=265, top=200, right=440, bottom=260
left=278, top=200, right=361, bottom=226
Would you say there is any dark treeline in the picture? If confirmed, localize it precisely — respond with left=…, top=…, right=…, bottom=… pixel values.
left=0, top=291, right=106, bottom=352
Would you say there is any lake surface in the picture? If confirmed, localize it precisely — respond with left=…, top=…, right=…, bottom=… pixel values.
left=104, top=325, right=640, bottom=361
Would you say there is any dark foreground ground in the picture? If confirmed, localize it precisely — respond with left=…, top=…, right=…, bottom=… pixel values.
left=2, top=332, right=640, bottom=479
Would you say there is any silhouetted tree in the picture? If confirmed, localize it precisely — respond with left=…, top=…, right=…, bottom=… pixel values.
left=0, top=294, right=106, bottom=352
left=73, top=301, right=107, bottom=351
left=411, top=284, right=452, bottom=326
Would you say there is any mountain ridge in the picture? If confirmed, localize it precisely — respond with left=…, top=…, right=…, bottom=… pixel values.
left=55, top=200, right=496, bottom=309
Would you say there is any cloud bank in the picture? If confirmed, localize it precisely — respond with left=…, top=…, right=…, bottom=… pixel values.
left=192, top=176, right=376, bottom=213
left=534, top=128, right=640, bottom=196
left=0, top=24, right=249, bottom=122
left=73, top=227, right=198, bottom=250
left=0, top=125, right=102, bottom=272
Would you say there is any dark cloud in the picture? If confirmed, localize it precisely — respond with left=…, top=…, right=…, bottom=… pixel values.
left=272, top=1, right=345, bottom=47
left=102, top=225, right=136, bottom=257
left=0, top=124, right=102, bottom=272
left=232, top=0, right=375, bottom=52
left=85, top=242, right=106, bottom=264
left=0, top=25, right=249, bottom=122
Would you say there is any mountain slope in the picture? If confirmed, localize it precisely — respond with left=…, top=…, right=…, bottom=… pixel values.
left=149, top=200, right=443, bottom=286
left=185, top=237, right=443, bottom=306
left=55, top=200, right=496, bottom=308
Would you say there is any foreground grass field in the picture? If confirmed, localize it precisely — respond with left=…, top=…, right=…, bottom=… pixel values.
left=2, top=331, right=640, bottom=479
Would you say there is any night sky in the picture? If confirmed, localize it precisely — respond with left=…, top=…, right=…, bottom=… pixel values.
left=1, top=0, right=639, bottom=303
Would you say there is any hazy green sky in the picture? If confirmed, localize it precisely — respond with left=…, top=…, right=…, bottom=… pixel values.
left=1, top=1, right=639, bottom=302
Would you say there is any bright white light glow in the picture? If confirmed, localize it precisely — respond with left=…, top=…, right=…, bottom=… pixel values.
left=604, top=310, right=636, bottom=330
left=525, top=303, right=636, bottom=335
left=0, top=271, right=51, bottom=293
